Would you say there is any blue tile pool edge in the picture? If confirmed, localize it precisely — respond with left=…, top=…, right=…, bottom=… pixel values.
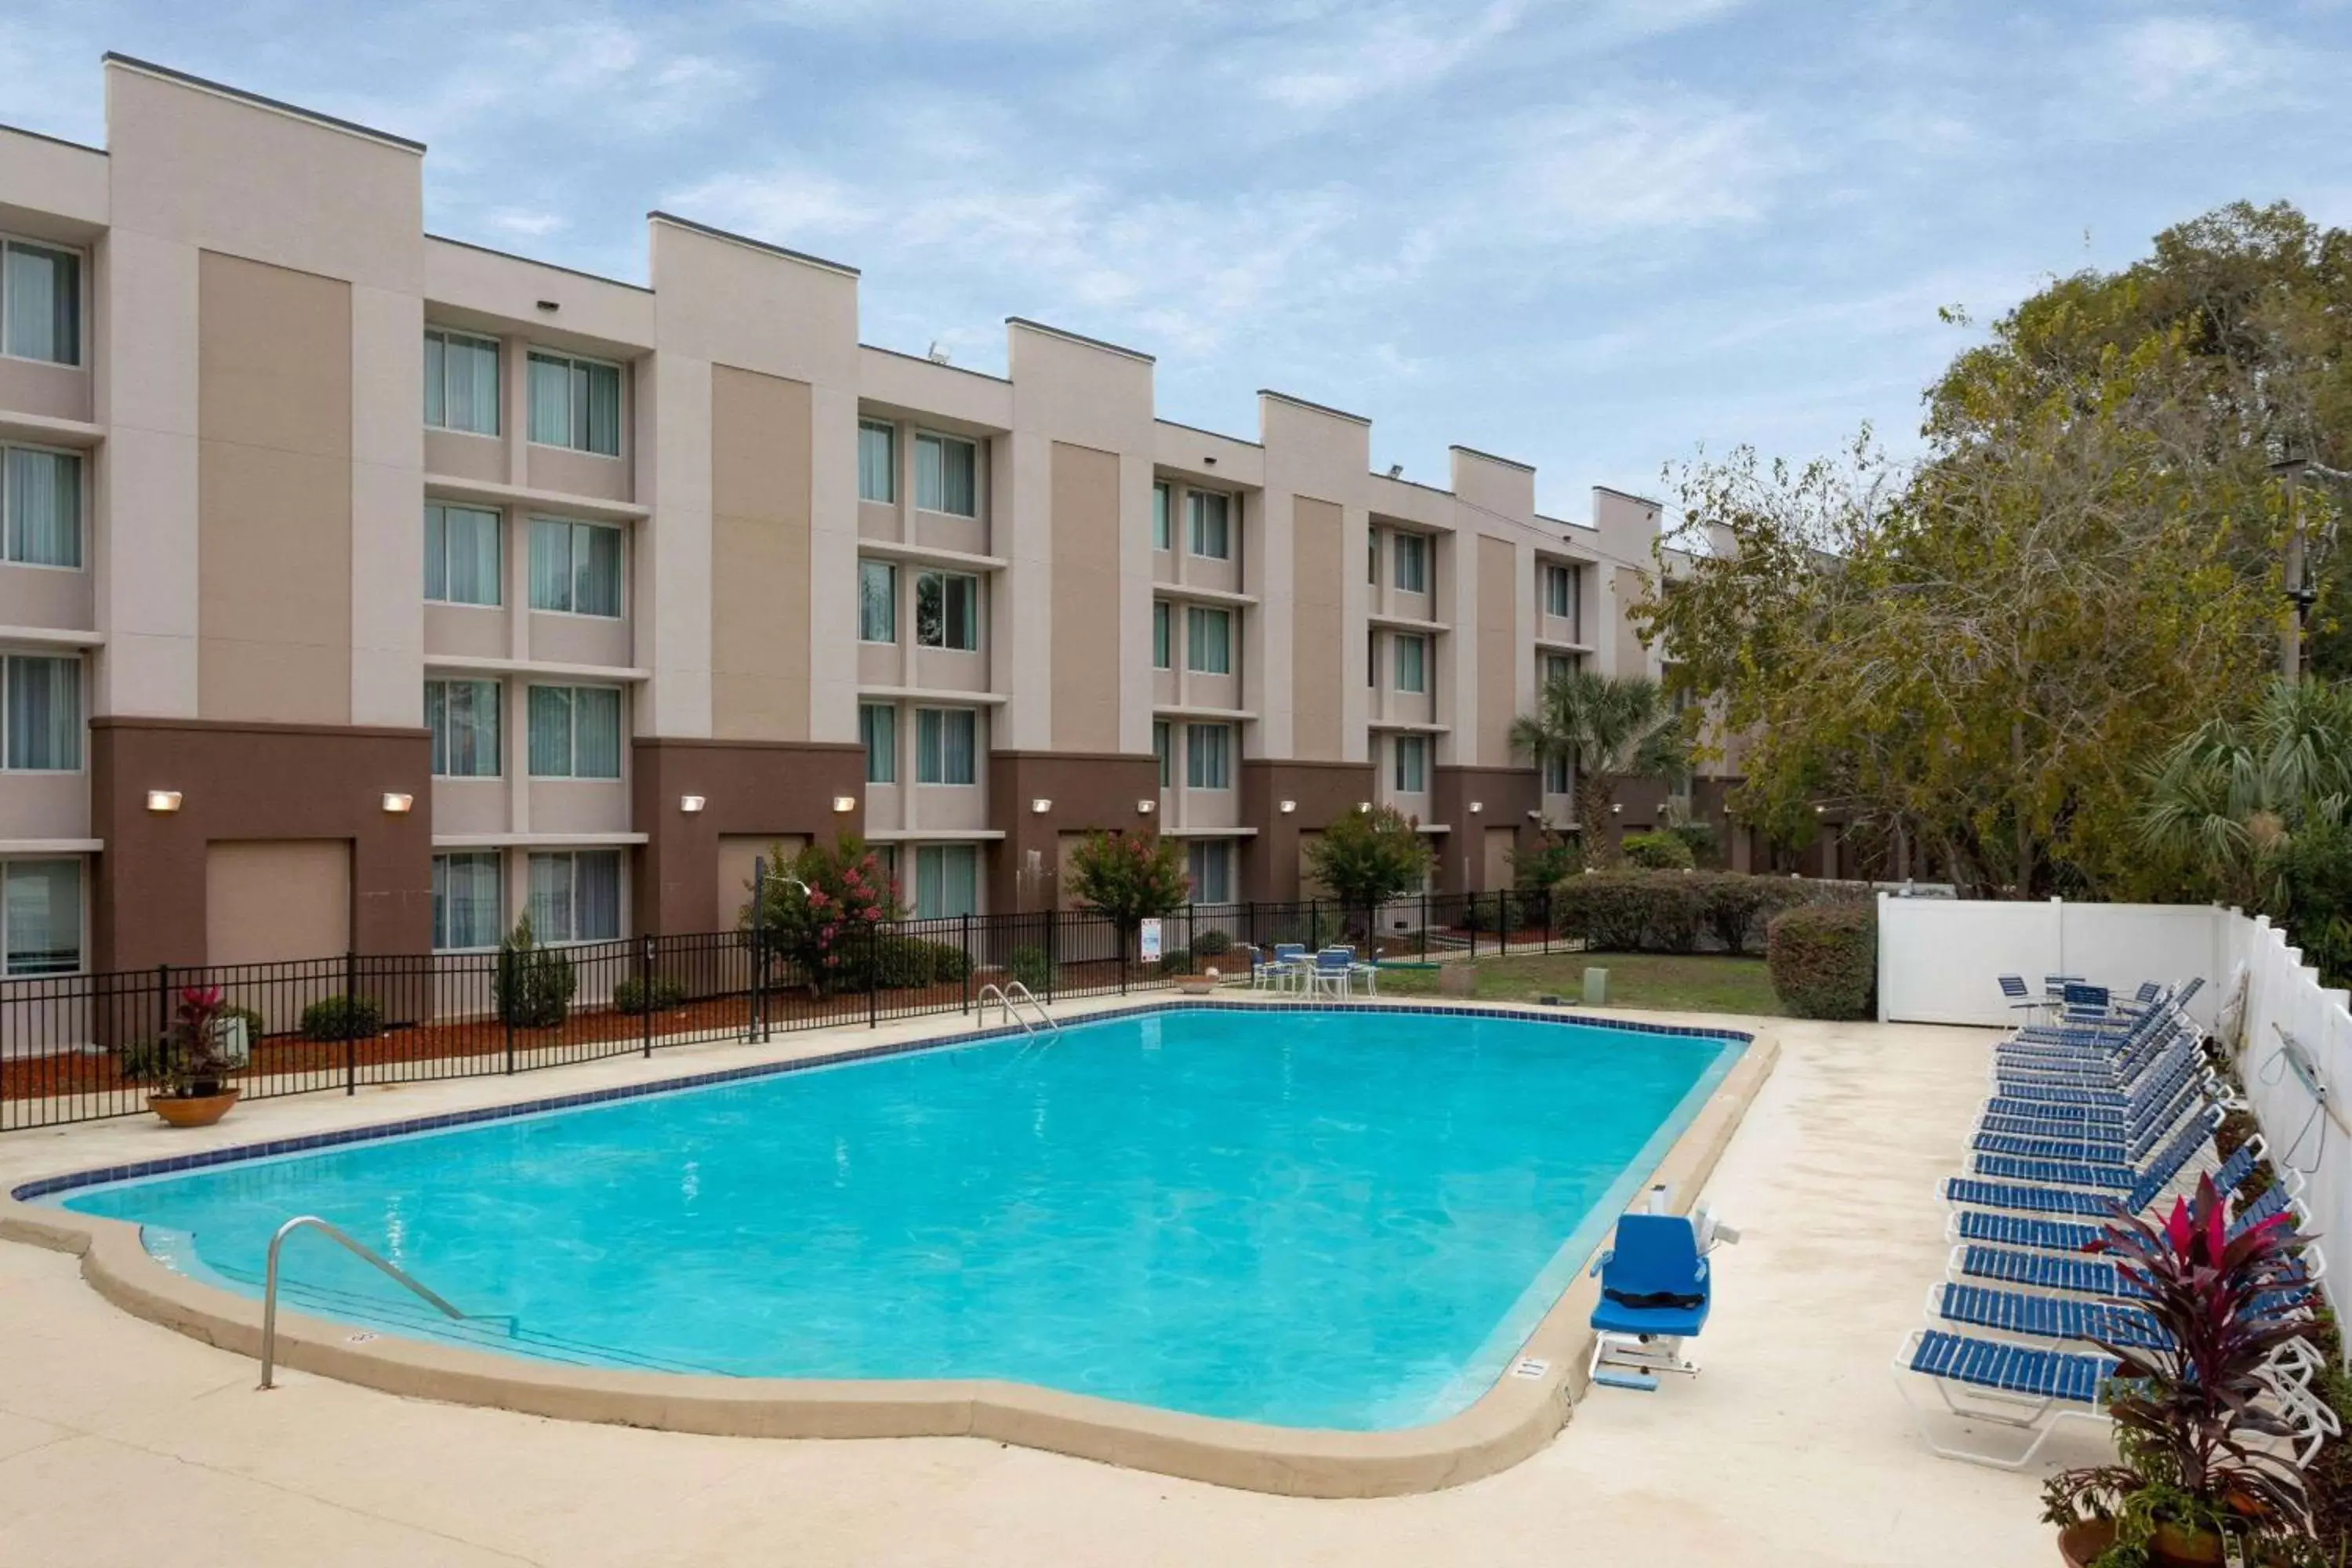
left=12, top=998, right=1751, bottom=1203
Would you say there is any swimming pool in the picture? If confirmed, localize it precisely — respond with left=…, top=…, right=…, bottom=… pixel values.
left=45, top=1004, right=1744, bottom=1432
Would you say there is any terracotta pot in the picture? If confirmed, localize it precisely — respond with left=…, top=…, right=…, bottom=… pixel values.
left=149, top=1089, right=239, bottom=1128
left=2058, top=1519, right=2232, bottom=1567
left=2058, top=1520, right=2114, bottom=1566
left=1174, top=975, right=1220, bottom=996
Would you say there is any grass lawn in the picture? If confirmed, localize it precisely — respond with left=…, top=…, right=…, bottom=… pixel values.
left=1374, top=952, right=1784, bottom=1017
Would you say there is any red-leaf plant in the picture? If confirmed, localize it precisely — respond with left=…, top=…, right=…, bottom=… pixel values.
left=157, top=985, right=234, bottom=1099
left=2041, top=1173, right=2320, bottom=1565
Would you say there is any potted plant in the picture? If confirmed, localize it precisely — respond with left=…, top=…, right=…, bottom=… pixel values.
left=147, top=985, right=241, bottom=1127
left=2042, top=1172, right=2319, bottom=1566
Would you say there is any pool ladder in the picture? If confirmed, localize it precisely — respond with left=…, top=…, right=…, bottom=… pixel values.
left=977, top=981, right=1058, bottom=1036
left=256, top=1214, right=509, bottom=1389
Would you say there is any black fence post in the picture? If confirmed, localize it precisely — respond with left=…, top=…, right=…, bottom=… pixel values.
left=1309, top=897, right=1320, bottom=951
left=1420, top=891, right=1430, bottom=960
left=154, top=964, right=169, bottom=1075
left=962, top=913, right=972, bottom=1014
left=748, top=855, right=765, bottom=1044
left=1119, top=916, right=1129, bottom=996
left=640, top=933, right=655, bottom=1058
left=503, top=945, right=517, bottom=1074
left=1498, top=891, right=1509, bottom=958
left=1046, top=908, right=1058, bottom=1004
left=343, top=949, right=358, bottom=1094
left=868, top=919, right=880, bottom=1029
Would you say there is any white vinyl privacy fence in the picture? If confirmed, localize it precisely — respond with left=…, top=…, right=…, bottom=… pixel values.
left=1879, top=895, right=2351, bottom=1335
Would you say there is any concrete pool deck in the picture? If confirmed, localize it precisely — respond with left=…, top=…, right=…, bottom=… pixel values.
left=0, top=1004, right=2094, bottom=1565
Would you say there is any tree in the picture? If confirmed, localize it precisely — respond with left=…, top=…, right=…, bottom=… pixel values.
left=1305, top=806, right=1432, bottom=916
left=1065, top=831, right=1189, bottom=956
left=1637, top=201, right=2350, bottom=897
left=1507, top=669, right=1686, bottom=866
left=739, top=835, right=898, bottom=997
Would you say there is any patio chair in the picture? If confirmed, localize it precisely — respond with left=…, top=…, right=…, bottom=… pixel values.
left=1944, top=1142, right=2266, bottom=1251
left=1308, top=947, right=1355, bottom=999
left=1940, top=1119, right=2227, bottom=1221
left=1265, top=943, right=1309, bottom=994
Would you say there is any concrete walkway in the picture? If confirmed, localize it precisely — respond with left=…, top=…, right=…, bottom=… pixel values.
left=0, top=1008, right=2092, bottom=1566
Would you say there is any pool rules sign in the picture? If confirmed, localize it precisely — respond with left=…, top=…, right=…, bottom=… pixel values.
left=1139, top=919, right=1163, bottom=964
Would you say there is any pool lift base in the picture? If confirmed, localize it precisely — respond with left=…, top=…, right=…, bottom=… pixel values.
left=1585, top=1186, right=1738, bottom=1396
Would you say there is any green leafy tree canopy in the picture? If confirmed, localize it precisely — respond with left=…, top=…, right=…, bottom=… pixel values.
left=1305, top=805, right=1433, bottom=909
left=1507, top=668, right=1686, bottom=865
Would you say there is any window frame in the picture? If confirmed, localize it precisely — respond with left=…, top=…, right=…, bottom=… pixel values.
left=1152, top=601, right=1172, bottom=670
left=858, top=419, right=898, bottom=504
left=1393, top=532, right=1429, bottom=593
left=423, top=502, right=502, bottom=608
left=426, top=677, right=503, bottom=779
left=1185, top=722, right=1232, bottom=790
left=1544, top=561, right=1577, bottom=621
left=524, top=347, right=625, bottom=458
left=423, top=327, right=501, bottom=437
left=1, top=441, right=84, bottom=572
left=1187, top=489, right=1232, bottom=560
left=1152, top=481, right=1171, bottom=551
left=914, top=706, right=978, bottom=786
left=1153, top=720, right=1172, bottom=787
left=1184, top=604, right=1232, bottom=675
left=858, top=559, right=898, bottom=644
left=526, top=683, right=624, bottom=780
left=913, top=842, right=980, bottom=920
left=525, top=848, right=624, bottom=944
left=528, top=517, right=626, bottom=619
left=1185, top=839, right=1231, bottom=905
left=914, top=569, right=981, bottom=652
left=0, top=856, right=83, bottom=976
left=914, top=430, right=981, bottom=518
left=0, top=651, right=82, bottom=773
left=0, top=234, right=83, bottom=368
left=1543, top=748, right=1572, bottom=795
left=860, top=702, right=897, bottom=785
left=1393, top=633, right=1427, bottom=694
left=430, top=851, right=505, bottom=953
left=1394, top=734, right=1428, bottom=793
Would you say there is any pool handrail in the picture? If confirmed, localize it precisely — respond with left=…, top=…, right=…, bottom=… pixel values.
left=258, top=1214, right=469, bottom=1390
left=978, top=981, right=1057, bottom=1035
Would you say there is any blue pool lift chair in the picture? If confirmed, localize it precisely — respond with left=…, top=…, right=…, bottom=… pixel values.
left=1586, top=1204, right=1740, bottom=1391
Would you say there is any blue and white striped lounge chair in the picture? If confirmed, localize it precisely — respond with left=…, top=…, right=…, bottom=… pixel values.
left=1997, top=974, right=2045, bottom=1022
left=1966, top=1121, right=2239, bottom=1193
left=1946, top=1143, right=2269, bottom=1251
left=1892, top=1328, right=2117, bottom=1468
left=1942, top=1122, right=2230, bottom=1220
left=1929, top=1281, right=2169, bottom=1352
left=1972, top=1098, right=2219, bottom=1166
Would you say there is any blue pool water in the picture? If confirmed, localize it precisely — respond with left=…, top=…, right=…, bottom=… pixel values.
left=54, top=1007, right=1741, bottom=1430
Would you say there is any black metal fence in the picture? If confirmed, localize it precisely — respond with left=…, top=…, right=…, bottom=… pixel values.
left=0, top=891, right=1560, bottom=1131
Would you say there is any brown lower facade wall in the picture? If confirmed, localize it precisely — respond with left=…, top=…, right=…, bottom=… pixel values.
left=89, top=717, right=434, bottom=972
left=1237, top=759, right=1376, bottom=902
left=1430, top=765, right=1540, bottom=894
left=985, top=750, right=1160, bottom=913
left=631, top=738, right=868, bottom=937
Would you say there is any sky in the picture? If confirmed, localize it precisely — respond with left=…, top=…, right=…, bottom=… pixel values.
left=5, top=1, right=2350, bottom=521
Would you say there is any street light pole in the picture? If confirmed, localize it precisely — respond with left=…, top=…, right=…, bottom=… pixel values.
left=2274, top=451, right=2314, bottom=684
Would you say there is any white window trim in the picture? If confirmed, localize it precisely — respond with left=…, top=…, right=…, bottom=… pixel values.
left=913, top=429, right=982, bottom=519
left=858, top=418, right=898, bottom=505
left=913, top=705, right=980, bottom=787
left=0, top=649, right=82, bottom=775
left=860, top=701, right=898, bottom=786
left=0, top=232, right=86, bottom=370
left=1185, top=722, right=1233, bottom=791
left=527, top=683, right=626, bottom=781
left=911, top=841, right=982, bottom=920
left=1394, top=734, right=1428, bottom=793
left=913, top=568, right=982, bottom=652
left=1152, top=601, right=1172, bottom=670
left=423, top=501, right=502, bottom=608
left=1393, top=633, right=1427, bottom=695
left=1184, top=604, right=1232, bottom=676
left=527, top=516, right=627, bottom=620
left=1393, top=532, right=1430, bottom=594
left=1152, top=481, right=1172, bottom=552
left=423, top=326, right=502, bottom=440
left=0, top=441, right=85, bottom=575
left=1186, top=488, right=1232, bottom=561
left=0, top=854, right=85, bottom=977
left=426, top=677, right=504, bottom=781
left=858, top=558, right=898, bottom=645
left=524, top=848, right=627, bottom=945
left=430, top=850, right=506, bottom=953
left=524, top=347, right=626, bottom=458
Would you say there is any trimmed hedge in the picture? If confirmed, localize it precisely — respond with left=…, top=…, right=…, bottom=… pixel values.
left=1552, top=870, right=1864, bottom=956
left=1766, top=901, right=1877, bottom=1019
left=299, top=993, right=383, bottom=1042
left=612, top=976, right=688, bottom=1014
left=1620, top=829, right=1696, bottom=870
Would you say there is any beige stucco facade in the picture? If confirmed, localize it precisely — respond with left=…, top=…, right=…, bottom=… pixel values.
left=0, top=53, right=1689, bottom=977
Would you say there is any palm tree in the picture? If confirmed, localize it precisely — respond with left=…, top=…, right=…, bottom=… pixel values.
left=2137, top=678, right=2352, bottom=909
left=1509, top=669, right=1688, bottom=865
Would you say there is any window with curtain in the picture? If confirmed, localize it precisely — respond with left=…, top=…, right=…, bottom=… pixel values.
left=1152, top=482, right=1171, bottom=550
left=1544, top=749, right=1572, bottom=794
left=1188, top=491, right=1230, bottom=559
left=423, top=503, right=500, bottom=606
left=1368, top=629, right=1377, bottom=688
left=861, top=702, right=896, bottom=784
left=1544, top=652, right=1579, bottom=688
left=1153, top=720, right=1171, bottom=786
left=527, top=850, right=621, bottom=942
left=915, top=707, right=977, bottom=785
left=528, top=684, right=622, bottom=779
left=1185, top=840, right=1230, bottom=904
left=915, top=432, right=978, bottom=516
left=4, top=445, right=81, bottom=568
left=2, top=240, right=78, bottom=366
left=431, top=852, right=503, bottom=950
left=529, top=519, right=622, bottom=616
left=915, top=572, right=979, bottom=650
left=1394, top=532, right=1428, bottom=593
left=1152, top=601, right=1171, bottom=670
left=1185, top=606, right=1231, bottom=674
left=1185, top=723, right=1230, bottom=789
left=1394, top=735, right=1428, bottom=793
left=2, top=858, right=80, bottom=975
left=1394, top=633, right=1427, bottom=694
left=913, top=844, right=978, bottom=920
left=858, top=559, right=897, bottom=642
left=423, top=328, right=499, bottom=436
left=1544, top=562, right=1576, bottom=619
left=2, top=655, right=79, bottom=771
left=858, top=419, right=897, bottom=503
left=526, top=350, right=622, bottom=456
left=1368, top=528, right=1379, bottom=583
left=426, top=679, right=502, bottom=778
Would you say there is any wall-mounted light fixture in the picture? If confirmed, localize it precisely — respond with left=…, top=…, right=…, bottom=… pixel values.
left=380, top=792, right=415, bottom=815
left=145, top=789, right=182, bottom=814
left=1813, top=804, right=1827, bottom=815
left=1610, top=802, right=1624, bottom=815
left=535, top=299, right=559, bottom=313
left=831, top=795, right=857, bottom=814
left=1278, top=800, right=1297, bottom=814
left=1357, top=800, right=1372, bottom=813
left=1468, top=800, right=1484, bottom=815
left=1032, top=797, right=1054, bottom=814
left=680, top=795, right=706, bottom=814
left=1137, top=799, right=1156, bottom=814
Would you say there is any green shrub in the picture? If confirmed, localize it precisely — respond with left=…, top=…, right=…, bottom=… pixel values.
left=926, top=940, right=974, bottom=985
left=612, top=976, right=688, bottom=1014
left=1158, top=946, right=1193, bottom=975
left=495, top=915, right=576, bottom=1029
left=1620, top=829, right=1696, bottom=869
left=1511, top=833, right=1584, bottom=891
left=1192, top=928, right=1233, bottom=957
left=300, top=993, right=383, bottom=1042
left=1009, top=945, right=1054, bottom=994
left=1666, top=816, right=1717, bottom=867
left=1766, top=901, right=1877, bottom=1019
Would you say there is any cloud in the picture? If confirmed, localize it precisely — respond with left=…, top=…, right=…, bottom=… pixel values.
left=1252, top=1, right=1526, bottom=115
left=2111, top=15, right=2285, bottom=105
left=483, top=208, right=568, bottom=238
